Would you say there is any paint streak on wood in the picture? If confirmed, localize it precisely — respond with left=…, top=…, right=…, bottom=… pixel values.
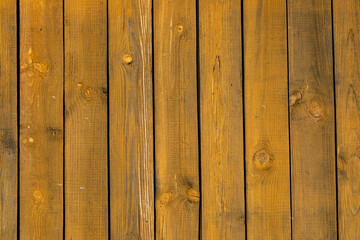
left=244, top=0, right=291, bottom=239
left=20, top=0, right=63, bottom=238
left=64, top=0, right=108, bottom=238
left=199, top=0, right=246, bottom=239
left=154, top=0, right=200, bottom=238
left=0, top=0, right=17, bottom=238
left=109, top=0, right=154, bottom=239
left=334, top=0, right=360, bottom=238
left=288, top=0, right=337, bottom=238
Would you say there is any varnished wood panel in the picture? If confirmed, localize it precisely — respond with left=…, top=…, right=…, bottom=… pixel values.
left=0, top=0, right=17, bottom=238
left=244, top=0, right=291, bottom=239
left=334, top=0, right=360, bottom=238
left=19, top=0, right=63, bottom=238
left=199, top=0, right=245, bottom=239
left=154, top=0, right=200, bottom=238
left=288, top=0, right=337, bottom=238
left=109, top=0, right=154, bottom=239
left=64, top=0, right=108, bottom=238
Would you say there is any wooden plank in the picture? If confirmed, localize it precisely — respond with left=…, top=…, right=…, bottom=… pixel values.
left=0, top=0, right=17, bottom=238
left=199, top=1, right=245, bottom=239
left=288, top=0, right=337, bottom=238
left=19, top=0, right=63, bottom=238
left=154, top=0, right=200, bottom=238
left=334, top=0, right=360, bottom=238
left=64, top=0, right=108, bottom=238
left=109, top=0, right=154, bottom=239
left=243, top=0, right=291, bottom=239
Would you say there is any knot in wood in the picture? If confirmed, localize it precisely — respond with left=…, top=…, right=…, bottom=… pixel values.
left=123, top=54, right=133, bottom=64
left=83, top=88, right=92, bottom=100
left=20, top=48, right=49, bottom=77
left=186, top=188, right=200, bottom=203
left=289, top=91, right=302, bottom=106
left=176, top=24, right=184, bottom=33
left=253, top=149, right=273, bottom=169
left=309, top=100, right=323, bottom=119
left=159, top=192, right=171, bottom=204
left=33, top=190, right=43, bottom=204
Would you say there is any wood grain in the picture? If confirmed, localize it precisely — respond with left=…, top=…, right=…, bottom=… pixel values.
left=199, top=1, right=245, bottom=239
left=0, top=0, right=17, bottom=238
left=64, top=0, right=108, bottom=238
left=244, top=0, right=291, bottom=239
left=19, top=0, right=63, bottom=238
left=334, top=0, right=360, bottom=238
left=154, top=0, right=200, bottom=239
left=288, top=0, right=337, bottom=238
left=109, top=0, right=154, bottom=239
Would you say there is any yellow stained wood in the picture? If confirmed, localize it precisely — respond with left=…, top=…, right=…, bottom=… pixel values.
left=199, top=1, right=245, bottom=239
left=64, top=0, right=108, bottom=238
left=334, top=0, right=360, bottom=238
left=244, top=0, right=291, bottom=239
left=109, top=0, right=154, bottom=239
left=20, top=0, right=63, bottom=238
left=154, top=0, right=200, bottom=238
left=288, top=0, right=337, bottom=238
left=0, top=0, right=17, bottom=238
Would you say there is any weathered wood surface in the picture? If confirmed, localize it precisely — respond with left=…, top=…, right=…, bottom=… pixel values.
left=288, top=0, right=337, bottom=238
left=3, top=1, right=360, bottom=239
left=244, top=0, right=291, bottom=239
left=0, top=0, right=17, bottom=238
left=334, top=0, right=360, bottom=239
left=199, top=0, right=245, bottom=239
left=109, top=0, right=154, bottom=239
left=64, top=0, right=108, bottom=238
left=19, top=0, right=63, bottom=238
left=154, top=0, right=200, bottom=239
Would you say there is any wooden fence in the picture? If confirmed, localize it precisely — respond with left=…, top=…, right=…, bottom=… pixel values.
left=0, top=0, right=359, bottom=239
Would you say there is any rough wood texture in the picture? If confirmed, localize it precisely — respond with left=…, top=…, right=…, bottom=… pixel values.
left=288, top=0, right=337, bottom=238
left=109, top=0, right=154, bottom=239
left=19, top=0, right=63, bottom=238
left=64, top=0, right=108, bottom=238
left=6, top=2, right=360, bottom=238
left=154, top=0, right=200, bottom=239
left=199, top=1, right=245, bottom=239
left=334, top=0, right=360, bottom=238
left=0, top=0, right=17, bottom=238
left=244, top=0, right=291, bottom=239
